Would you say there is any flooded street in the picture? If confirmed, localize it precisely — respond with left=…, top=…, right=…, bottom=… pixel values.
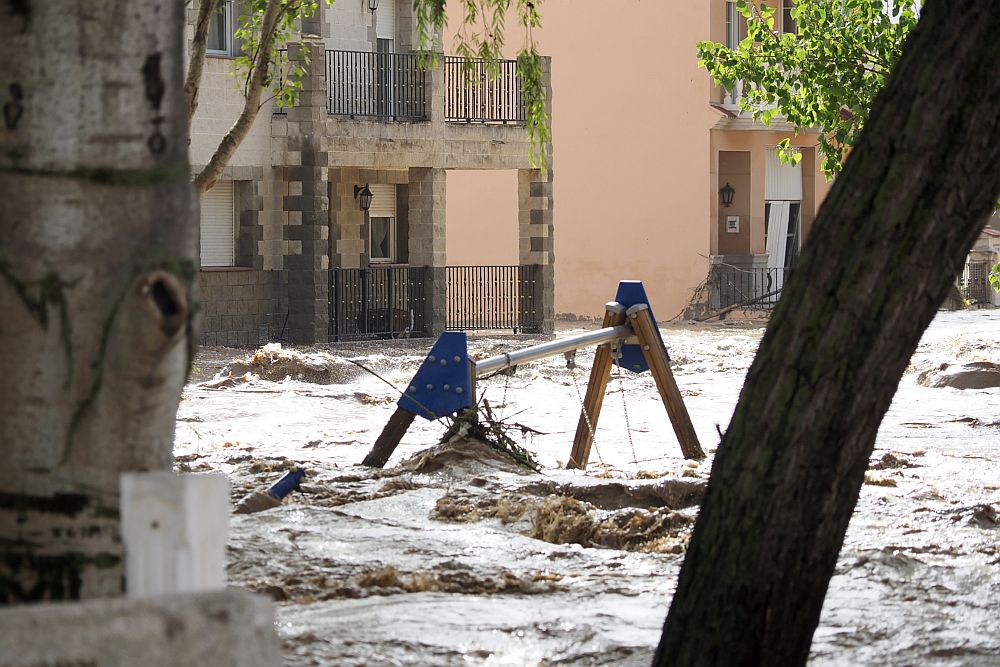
left=175, top=311, right=1000, bottom=666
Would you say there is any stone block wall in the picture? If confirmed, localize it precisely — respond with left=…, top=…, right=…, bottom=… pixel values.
left=519, top=168, right=556, bottom=333
left=408, top=167, right=448, bottom=334
left=198, top=269, right=288, bottom=347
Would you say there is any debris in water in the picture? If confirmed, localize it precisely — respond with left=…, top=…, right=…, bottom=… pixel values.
left=864, top=472, right=898, bottom=487
left=870, top=452, right=917, bottom=470
left=950, top=504, right=999, bottom=529
left=217, top=343, right=363, bottom=384
left=248, top=457, right=301, bottom=474
left=357, top=564, right=558, bottom=595
left=395, top=437, right=536, bottom=476
left=530, top=496, right=695, bottom=552
left=917, top=361, right=1000, bottom=389
left=201, top=371, right=255, bottom=389
left=433, top=489, right=533, bottom=524
left=235, top=468, right=307, bottom=515
left=438, top=399, right=543, bottom=472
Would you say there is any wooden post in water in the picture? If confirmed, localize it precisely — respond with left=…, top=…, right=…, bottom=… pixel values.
left=362, top=407, right=417, bottom=467
left=628, top=305, right=706, bottom=460
left=567, top=302, right=627, bottom=469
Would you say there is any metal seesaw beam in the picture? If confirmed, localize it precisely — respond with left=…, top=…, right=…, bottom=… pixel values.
left=474, top=323, right=633, bottom=377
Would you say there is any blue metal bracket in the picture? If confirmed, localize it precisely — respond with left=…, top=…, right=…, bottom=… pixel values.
left=397, top=331, right=473, bottom=420
left=614, top=280, right=668, bottom=374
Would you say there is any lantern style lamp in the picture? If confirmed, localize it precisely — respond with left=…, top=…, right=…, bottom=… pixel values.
left=719, top=182, right=736, bottom=208
left=354, top=184, right=373, bottom=212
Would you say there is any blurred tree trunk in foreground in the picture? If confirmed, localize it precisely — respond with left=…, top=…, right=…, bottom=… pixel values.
left=0, top=1, right=196, bottom=602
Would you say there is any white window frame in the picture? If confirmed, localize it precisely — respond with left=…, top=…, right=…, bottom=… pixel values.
left=207, top=0, right=235, bottom=57
left=368, top=216, right=397, bottom=264
left=725, top=0, right=740, bottom=50
left=367, top=184, right=397, bottom=264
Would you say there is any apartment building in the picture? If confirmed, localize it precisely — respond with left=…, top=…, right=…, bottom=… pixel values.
left=448, top=0, right=831, bottom=320
left=707, top=0, right=831, bottom=310
left=189, top=0, right=554, bottom=346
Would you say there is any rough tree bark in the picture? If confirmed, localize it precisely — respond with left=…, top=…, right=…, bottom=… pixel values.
left=0, top=1, right=196, bottom=602
left=656, top=2, right=1000, bottom=665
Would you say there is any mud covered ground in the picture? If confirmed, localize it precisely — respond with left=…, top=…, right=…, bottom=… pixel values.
left=175, top=311, right=1000, bottom=666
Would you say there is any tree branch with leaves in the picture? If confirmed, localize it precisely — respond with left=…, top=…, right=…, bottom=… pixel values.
left=699, top=0, right=919, bottom=177
left=189, top=0, right=325, bottom=195
left=412, top=0, right=551, bottom=169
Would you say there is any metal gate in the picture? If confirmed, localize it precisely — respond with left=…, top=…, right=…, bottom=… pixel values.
left=329, top=266, right=426, bottom=341
left=446, top=265, right=539, bottom=333
left=709, top=265, right=790, bottom=311
left=960, top=261, right=992, bottom=305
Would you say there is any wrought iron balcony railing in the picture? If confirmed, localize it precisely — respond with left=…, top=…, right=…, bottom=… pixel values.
left=444, top=56, right=525, bottom=124
left=326, top=49, right=427, bottom=120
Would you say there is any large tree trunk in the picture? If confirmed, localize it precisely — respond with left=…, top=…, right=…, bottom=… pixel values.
left=0, top=1, right=196, bottom=602
left=657, top=2, right=1000, bottom=665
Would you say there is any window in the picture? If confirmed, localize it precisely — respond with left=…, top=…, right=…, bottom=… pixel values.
left=726, top=0, right=740, bottom=50
left=207, top=0, right=235, bottom=56
left=368, top=184, right=397, bottom=263
left=200, top=180, right=235, bottom=267
left=782, top=0, right=797, bottom=35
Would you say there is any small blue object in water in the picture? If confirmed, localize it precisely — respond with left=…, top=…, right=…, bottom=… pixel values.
left=268, top=468, right=307, bottom=500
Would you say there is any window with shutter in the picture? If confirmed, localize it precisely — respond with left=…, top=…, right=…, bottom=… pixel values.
left=200, top=181, right=235, bottom=267
left=368, top=184, right=396, bottom=263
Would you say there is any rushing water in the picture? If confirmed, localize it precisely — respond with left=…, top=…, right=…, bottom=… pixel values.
left=175, top=311, right=1000, bottom=666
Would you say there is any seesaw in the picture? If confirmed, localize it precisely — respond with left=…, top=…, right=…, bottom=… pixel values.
left=361, top=280, right=705, bottom=469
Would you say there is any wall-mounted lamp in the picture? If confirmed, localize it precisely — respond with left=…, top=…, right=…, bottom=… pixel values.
left=368, top=0, right=379, bottom=13
left=354, top=184, right=373, bottom=212
left=719, top=182, right=736, bottom=208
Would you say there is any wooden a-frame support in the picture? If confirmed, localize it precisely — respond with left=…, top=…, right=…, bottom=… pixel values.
left=566, top=303, right=705, bottom=469
left=362, top=296, right=704, bottom=470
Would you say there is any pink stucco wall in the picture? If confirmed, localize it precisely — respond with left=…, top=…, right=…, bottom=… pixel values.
left=446, top=0, right=718, bottom=319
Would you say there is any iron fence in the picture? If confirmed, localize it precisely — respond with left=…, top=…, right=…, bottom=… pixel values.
left=446, top=265, right=538, bottom=332
left=444, top=57, right=525, bottom=124
left=329, top=266, right=427, bottom=341
left=326, top=50, right=427, bottom=120
left=709, top=265, right=791, bottom=311
left=960, top=261, right=993, bottom=305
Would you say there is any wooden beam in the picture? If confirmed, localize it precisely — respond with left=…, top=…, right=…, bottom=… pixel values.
left=566, top=303, right=627, bottom=469
left=629, top=305, right=706, bottom=460
left=361, top=406, right=417, bottom=468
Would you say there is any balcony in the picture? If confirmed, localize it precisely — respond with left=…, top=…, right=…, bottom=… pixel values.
left=276, top=49, right=528, bottom=125
left=325, top=50, right=427, bottom=120
left=272, top=42, right=550, bottom=172
left=720, top=79, right=744, bottom=112
left=443, top=56, right=525, bottom=125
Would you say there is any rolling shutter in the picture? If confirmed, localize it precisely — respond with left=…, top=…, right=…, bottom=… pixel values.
left=200, top=180, right=235, bottom=267
left=368, top=184, right=396, bottom=218
left=376, top=0, right=395, bottom=40
left=765, top=147, right=803, bottom=201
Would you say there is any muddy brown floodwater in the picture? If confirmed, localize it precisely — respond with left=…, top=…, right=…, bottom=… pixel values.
left=175, top=311, right=1000, bottom=666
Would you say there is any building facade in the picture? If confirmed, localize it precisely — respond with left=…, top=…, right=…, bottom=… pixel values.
left=189, top=0, right=555, bottom=346
left=707, top=0, right=832, bottom=312
left=446, top=0, right=831, bottom=320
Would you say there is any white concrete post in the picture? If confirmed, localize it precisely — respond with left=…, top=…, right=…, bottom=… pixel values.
left=120, top=472, right=230, bottom=598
